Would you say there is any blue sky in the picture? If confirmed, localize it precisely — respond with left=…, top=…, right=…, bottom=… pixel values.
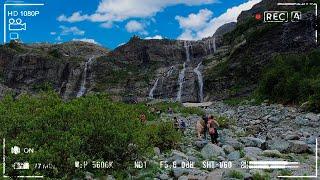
left=0, top=0, right=261, bottom=49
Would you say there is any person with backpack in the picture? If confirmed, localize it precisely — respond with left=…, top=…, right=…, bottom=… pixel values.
left=202, top=115, right=209, bottom=140
left=207, top=115, right=219, bottom=144
left=139, top=113, right=147, bottom=123
left=173, top=117, right=179, bottom=131
left=179, top=119, right=186, bottom=134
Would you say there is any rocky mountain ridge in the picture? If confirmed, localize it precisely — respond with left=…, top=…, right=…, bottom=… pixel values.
left=0, top=22, right=232, bottom=102
left=0, top=0, right=318, bottom=104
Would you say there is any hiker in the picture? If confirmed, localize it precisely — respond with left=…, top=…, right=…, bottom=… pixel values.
left=139, top=113, right=147, bottom=123
left=202, top=115, right=209, bottom=139
left=196, top=117, right=205, bottom=139
left=207, top=115, right=219, bottom=144
left=179, top=119, right=186, bottom=134
left=173, top=117, right=179, bottom=131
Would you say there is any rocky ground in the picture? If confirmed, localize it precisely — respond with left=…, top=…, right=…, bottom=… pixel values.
left=146, top=101, right=319, bottom=180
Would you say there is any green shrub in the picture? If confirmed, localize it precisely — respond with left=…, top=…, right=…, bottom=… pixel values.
left=252, top=172, right=271, bottom=180
left=48, top=49, right=62, bottom=58
left=256, top=50, right=320, bottom=112
left=146, top=122, right=181, bottom=151
left=228, top=170, right=244, bottom=179
left=0, top=92, right=180, bottom=178
left=215, top=116, right=234, bottom=128
left=150, top=102, right=205, bottom=116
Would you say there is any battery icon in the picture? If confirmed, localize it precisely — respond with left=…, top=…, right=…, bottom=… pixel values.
left=13, top=162, right=30, bottom=170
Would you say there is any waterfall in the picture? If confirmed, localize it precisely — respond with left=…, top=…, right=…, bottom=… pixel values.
left=76, top=56, right=94, bottom=97
left=204, top=37, right=217, bottom=55
left=167, top=66, right=174, bottom=77
left=176, top=62, right=186, bottom=102
left=184, top=41, right=191, bottom=62
left=213, top=36, right=217, bottom=53
left=149, top=78, right=159, bottom=99
left=193, top=62, right=204, bottom=102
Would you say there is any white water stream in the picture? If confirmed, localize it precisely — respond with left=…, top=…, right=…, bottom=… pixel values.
left=77, top=56, right=94, bottom=97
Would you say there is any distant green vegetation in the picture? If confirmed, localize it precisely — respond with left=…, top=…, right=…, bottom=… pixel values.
left=0, top=92, right=181, bottom=178
left=149, top=101, right=205, bottom=117
left=256, top=50, right=320, bottom=112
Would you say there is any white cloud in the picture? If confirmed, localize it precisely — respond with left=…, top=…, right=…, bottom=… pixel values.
left=144, top=35, right=163, bottom=40
left=125, top=20, right=148, bottom=35
left=177, top=30, right=195, bottom=40
left=175, top=9, right=213, bottom=31
left=57, top=0, right=218, bottom=28
left=177, top=0, right=261, bottom=40
left=72, top=38, right=100, bottom=45
left=100, top=21, right=113, bottom=28
left=59, top=25, right=85, bottom=36
left=50, top=32, right=57, bottom=35
left=57, top=12, right=89, bottom=23
left=55, top=36, right=62, bottom=41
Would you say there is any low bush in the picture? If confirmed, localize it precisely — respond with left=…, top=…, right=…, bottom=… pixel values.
left=150, top=101, right=205, bottom=116
left=0, top=92, right=181, bottom=178
left=256, top=50, right=320, bottom=112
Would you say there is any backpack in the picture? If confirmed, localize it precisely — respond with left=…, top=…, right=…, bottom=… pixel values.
left=180, top=121, right=186, bottom=129
left=209, top=127, right=215, bottom=135
left=208, top=120, right=215, bottom=135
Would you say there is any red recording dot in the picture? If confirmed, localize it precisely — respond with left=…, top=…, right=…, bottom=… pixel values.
left=255, top=13, right=262, bottom=20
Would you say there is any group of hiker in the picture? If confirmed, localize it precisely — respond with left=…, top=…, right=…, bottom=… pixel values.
left=173, top=116, right=186, bottom=133
left=140, top=105, right=219, bottom=145
left=202, top=115, right=219, bottom=144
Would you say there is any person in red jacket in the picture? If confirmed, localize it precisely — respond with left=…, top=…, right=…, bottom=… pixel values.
left=207, top=115, right=219, bottom=144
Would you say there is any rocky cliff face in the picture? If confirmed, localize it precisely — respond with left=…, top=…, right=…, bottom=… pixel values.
left=0, top=41, right=109, bottom=99
left=0, top=21, right=234, bottom=103
left=4, top=0, right=314, bottom=103
left=92, top=36, right=223, bottom=102
left=204, top=0, right=318, bottom=100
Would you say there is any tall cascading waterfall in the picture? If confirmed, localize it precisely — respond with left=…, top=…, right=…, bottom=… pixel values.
left=149, top=78, right=159, bottom=99
left=176, top=62, right=186, bottom=102
left=193, top=62, right=204, bottom=102
left=205, top=37, right=217, bottom=55
left=208, top=40, right=212, bottom=54
left=212, top=36, right=217, bottom=53
left=167, top=66, right=174, bottom=77
left=77, top=56, right=94, bottom=97
left=184, top=41, right=191, bottom=62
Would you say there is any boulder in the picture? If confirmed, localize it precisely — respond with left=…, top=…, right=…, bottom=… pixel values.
left=158, top=173, right=170, bottom=180
left=224, top=139, right=244, bottom=150
left=307, top=136, right=317, bottom=145
left=244, top=147, right=262, bottom=160
left=194, top=140, right=208, bottom=149
left=294, top=116, right=310, bottom=126
left=288, top=140, right=309, bottom=154
left=240, top=137, right=265, bottom=148
left=227, top=151, right=241, bottom=161
left=285, top=134, right=300, bottom=140
left=268, top=116, right=281, bottom=123
left=85, top=172, right=94, bottom=180
left=305, top=113, right=319, bottom=121
left=222, top=145, right=235, bottom=154
left=171, top=150, right=188, bottom=160
left=266, top=139, right=291, bottom=153
left=106, top=175, right=116, bottom=180
left=178, top=176, right=188, bottom=180
left=201, top=144, right=226, bottom=159
left=173, top=167, right=190, bottom=178
left=262, top=150, right=282, bottom=158
left=154, top=147, right=161, bottom=156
